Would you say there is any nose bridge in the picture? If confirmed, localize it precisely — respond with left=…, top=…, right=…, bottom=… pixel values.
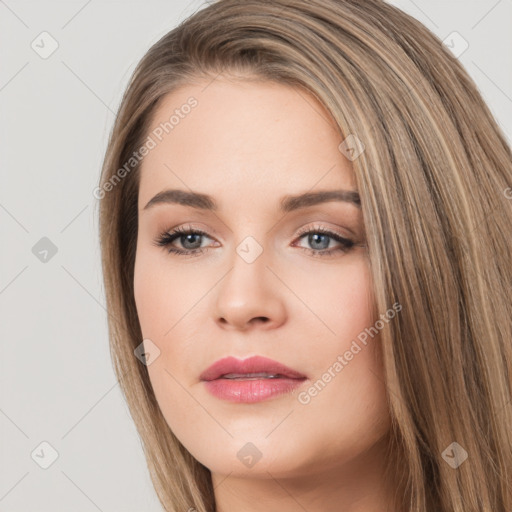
left=225, top=233, right=270, bottom=301
left=235, top=233, right=266, bottom=266
left=214, top=233, right=286, bottom=330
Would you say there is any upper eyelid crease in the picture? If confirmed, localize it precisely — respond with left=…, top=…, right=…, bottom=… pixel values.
left=142, top=189, right=361, bottom=212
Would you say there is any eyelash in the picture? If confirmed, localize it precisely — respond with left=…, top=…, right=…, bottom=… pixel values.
left=153, top=224, right=356, bottom=258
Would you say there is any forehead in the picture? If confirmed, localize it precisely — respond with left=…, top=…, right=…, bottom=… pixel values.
left=138, top=78, right=356, bottom=208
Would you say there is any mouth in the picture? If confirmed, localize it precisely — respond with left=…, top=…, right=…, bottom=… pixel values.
left=219, top=372, right=296, bottom=380
left=199, top=355, right=307, bottom=382
left=200, top=356, right=307, bottom=403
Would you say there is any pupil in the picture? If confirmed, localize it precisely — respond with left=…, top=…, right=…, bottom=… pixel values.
left=183, top=234, right=201, bottom=249
left=310, top=233, right=329, bottom=250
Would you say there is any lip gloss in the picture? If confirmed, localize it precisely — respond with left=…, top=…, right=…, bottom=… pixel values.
left=203, top=377, right=306, bottom=403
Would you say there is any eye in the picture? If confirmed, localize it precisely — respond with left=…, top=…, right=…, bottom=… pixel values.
left=153, top=224, right=357, bottom=258
left=153, top=224, right=214, bottom=257
left=293, top=225, right=355, bottom=257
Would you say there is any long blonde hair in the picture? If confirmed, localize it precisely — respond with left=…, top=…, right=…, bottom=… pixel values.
left=97, top=0, right=512, bottom=510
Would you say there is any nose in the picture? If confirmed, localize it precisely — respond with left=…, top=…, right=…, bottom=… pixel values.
left=214, top=246, right=287, bottom=332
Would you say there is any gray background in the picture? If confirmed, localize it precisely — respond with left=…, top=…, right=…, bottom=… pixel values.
left=1, top=0, right=511, bottom=510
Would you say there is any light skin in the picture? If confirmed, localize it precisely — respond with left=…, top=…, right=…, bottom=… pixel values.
left=133, top=76, right=398, bottom=512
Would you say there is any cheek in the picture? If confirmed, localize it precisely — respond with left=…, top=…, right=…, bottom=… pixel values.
left=133, top=254, right=204, bottom=439
left=290, top=255, right=375, bottom=344
left=133, top=248, right=208, bottom=399
left=289, top=258, right=389, bottom=441
left=133, top=246, right=205, bottom=340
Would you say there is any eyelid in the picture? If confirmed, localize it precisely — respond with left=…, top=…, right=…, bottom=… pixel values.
left=294, top=223, right=352, bottom=239
left=162, top=222, right=221, bottom=238
left=159, top=221, right=355, bottom=242
left=155, top=222, right=358, bottom=254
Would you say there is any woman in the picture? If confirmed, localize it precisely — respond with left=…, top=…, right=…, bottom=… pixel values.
left=97, top=0, right=512, bottom=510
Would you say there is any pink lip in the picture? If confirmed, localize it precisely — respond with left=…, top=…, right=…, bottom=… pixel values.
left=200, top=355, right=307, bottom=403
left=200, top=355, right=306, bottom=381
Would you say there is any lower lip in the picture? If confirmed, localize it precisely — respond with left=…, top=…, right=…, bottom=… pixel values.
left=202, top=377, right=306, bottom=403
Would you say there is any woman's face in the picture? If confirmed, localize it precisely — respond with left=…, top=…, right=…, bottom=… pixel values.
left=133, top=77, right=391, bottom=481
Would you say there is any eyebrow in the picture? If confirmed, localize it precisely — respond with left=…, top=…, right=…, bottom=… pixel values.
left=143, top=188, right=361, bottom=212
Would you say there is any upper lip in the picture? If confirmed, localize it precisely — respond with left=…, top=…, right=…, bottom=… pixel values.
left=200, top=355, right=307, bottom=381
